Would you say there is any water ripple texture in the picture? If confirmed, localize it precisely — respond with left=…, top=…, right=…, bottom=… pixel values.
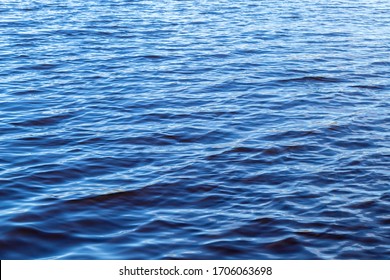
left=1, top=0, right=389, bottom=259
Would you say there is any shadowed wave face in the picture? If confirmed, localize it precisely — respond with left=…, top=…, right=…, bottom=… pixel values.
left=1, top=0, right=390, bottom=259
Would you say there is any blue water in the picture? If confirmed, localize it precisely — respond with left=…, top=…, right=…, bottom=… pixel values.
left=1, top=0, right=389, bottom=259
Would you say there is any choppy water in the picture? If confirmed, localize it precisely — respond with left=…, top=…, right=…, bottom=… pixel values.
left=1, top=0, right=390, bottom=259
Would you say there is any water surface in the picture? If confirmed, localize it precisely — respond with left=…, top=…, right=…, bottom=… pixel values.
left=1, top=0, right=389, bottom=259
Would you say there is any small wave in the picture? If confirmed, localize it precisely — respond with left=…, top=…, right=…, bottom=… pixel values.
left=11, top=113, right=74, bottom=127
left=276, top=76, right=344, bottom=83
left=351, top=84, right=387, bottom=90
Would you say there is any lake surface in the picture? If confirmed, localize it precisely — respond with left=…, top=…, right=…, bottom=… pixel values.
left=1, top=0, right=389, bottom=259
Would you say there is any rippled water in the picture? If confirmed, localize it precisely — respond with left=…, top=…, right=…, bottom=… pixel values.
left=1, top=0, right=390, bottom=259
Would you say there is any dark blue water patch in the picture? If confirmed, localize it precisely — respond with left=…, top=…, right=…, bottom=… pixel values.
left=10, top=113, right=74, bottom=127
left=351, top=84, right=388, bottom=90
left=1, top=0, right=390, bottom=260
left=276, top=76, right=345, bottom=84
